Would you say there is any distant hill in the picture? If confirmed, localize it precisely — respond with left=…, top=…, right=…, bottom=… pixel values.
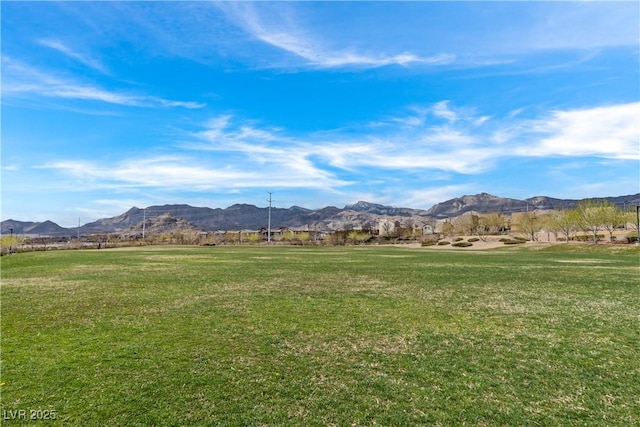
left=3, top=193, right=638, bottom=236
left=425, top=193, right=640, bottom=219
left=124, top=213, right=201, bottom=236
left=79, top=204, right=315, bottom=233
left=1, top=219, right=71, bottom=236
left=345, top=201, right=427, bottom=217
left=425, top=193, right=530, bottom=219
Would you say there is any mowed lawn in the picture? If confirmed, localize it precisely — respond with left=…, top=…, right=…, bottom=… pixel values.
left=1, top=245, right=638, bottom=426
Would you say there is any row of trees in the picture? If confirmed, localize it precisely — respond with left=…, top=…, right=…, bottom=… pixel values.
left=478, top=200, right=638, bottom=243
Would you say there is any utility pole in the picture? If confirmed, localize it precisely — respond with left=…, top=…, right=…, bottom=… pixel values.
left=267, top=192, right=273, bottom=243
left=636, top=205, right=640, bottom=246
left=142, top=208, right=146, bottom=241
left=77, top=217, right=81, bottom=241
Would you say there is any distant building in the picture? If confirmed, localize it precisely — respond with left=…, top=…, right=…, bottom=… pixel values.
left=378, top=219, right=395, bottom=236
left=422, top=224, right=434, bottom=235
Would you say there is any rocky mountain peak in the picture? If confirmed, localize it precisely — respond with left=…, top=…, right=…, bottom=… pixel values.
left=345, top=201, right=388, bottom=212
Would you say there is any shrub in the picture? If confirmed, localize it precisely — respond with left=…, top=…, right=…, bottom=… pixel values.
left=502, top=239, right=526, bottom=245
left=437, top=241, right=451, bottom=246
left=421, top=241, right=437, bottom=247
left=575, top=234, right=604, bottom=242
left=500, top=236, right=528, bottom=243
left=468, top=238, right=480, bottom=242
left=452, top=241, right=473, bottom=247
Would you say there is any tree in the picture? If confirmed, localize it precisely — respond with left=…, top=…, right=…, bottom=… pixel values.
left=545, top=209, right=579, bottom=242
left=362, top=222, right=374, bottom=234
left=380, top=220, right=394, bottom=238
left=626, top=206, right=640, bottom=243
left=280, top=231, right=295, bottom=243
left=624, top=207, right=640, bottom=237
left=600, top=203, right=626, bottom=242
left=1, top=233, right=22, bottom=254
left=440, top=220, right=455, bottom=237
left=225, top=231, right=240, bottom=244
left=452, top=214, right=476, bottom=236
left=513, top=211, right=541, bottom=241
left=575, top=199, right=612, bottom=243
left=347, top=230, right=370, bottom=245
left=399, top=219, right=418, bottom=239
left=246, top=233, right=261, bottom=244
left=297, top=232, right=311, bottom=245
left=477, top=212, right=506, bottom=241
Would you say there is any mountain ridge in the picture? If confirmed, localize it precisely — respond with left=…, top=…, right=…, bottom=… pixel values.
left=3, top=193, right=639, bottom=236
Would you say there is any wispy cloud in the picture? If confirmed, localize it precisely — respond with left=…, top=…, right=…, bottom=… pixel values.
left=431, top=101, right=459, bottom=123
left=220, top=3, right=454, bottom=69
left=217, top=2, right=638, bottom=71
left=186, top=101, right=639, bottom=181
left=43, top=152, right=350, bottom=193
left=1, top=56, right=205, bottom=109
left=39, top=101, right=639, bottom=200
left=522, top=2, right=639, bottom=51
left=38, top=38, right=108, bottom=74
left=189, top=111, right=492, bottom=178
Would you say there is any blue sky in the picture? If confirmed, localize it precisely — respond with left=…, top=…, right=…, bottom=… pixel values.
left=2, top=1, right=639, bottom=227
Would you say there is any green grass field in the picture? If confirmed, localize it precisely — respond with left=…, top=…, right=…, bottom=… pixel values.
left=1, top=245, right=639, bottom=426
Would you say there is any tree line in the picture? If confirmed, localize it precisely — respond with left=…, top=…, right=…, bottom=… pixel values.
left=447, top=199, right=638, bottom=244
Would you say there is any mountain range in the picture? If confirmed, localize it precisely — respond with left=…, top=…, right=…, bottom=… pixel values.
left=3, top=193, right=639, bottom=237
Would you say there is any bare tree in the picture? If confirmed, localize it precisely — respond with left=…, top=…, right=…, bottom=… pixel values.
left=477, top=212, right=506, bottom=241
left=380, top=220, right=394, bottom=237
left=452, top=214, right=475, bottom=236
left=440, top=220, right=456, bottom=238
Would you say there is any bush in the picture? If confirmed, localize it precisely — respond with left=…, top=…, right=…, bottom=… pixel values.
left=500, top=236, right=528, bottom=243
left=454, top=237, right=464, bottom=242
left=452, top=241, right=473, bottom=247
left=468, top=238, right=480, bottom=242
left=421, top=241, right=437, bottom=247
left=437, top=241, right=451, bottom=246
left=575, top=234, right=604, bottom=242
left=502, top=239, right=526, bottom=245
